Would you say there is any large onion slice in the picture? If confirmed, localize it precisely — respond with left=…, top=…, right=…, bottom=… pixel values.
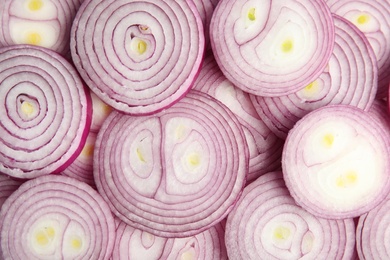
left=210, top=0, right=335, bottom=96
left=0, top=175, right=116, bottom=259
left=0, top=45, right=92, bottom=179
left=94, top=90, right=248, bottom=238
left=282, top=105, right=390, bottom=219
left=71, top=0, right=205, bottom=115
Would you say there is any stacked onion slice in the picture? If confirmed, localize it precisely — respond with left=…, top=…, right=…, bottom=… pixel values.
left=282, top=105, right=390, bottom=219
left=0, top=173, right=24, bottom=209
left=71, top=0, right=205, bottom=115
left=0, top=175, right=116, bottom=259
left=210, top=0, right=335, bottom=96
left=0, top=45, right=92, bottom=179
left=94, top=90, right=248, bottom=238
left=225, top=171, right=356, bottom=259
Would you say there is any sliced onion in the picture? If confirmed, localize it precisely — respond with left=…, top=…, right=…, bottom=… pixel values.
left=94, top=90, right=248, bottom=238
left=282, top=104, right=390, bottom=219
left=90, top=92, right=113, bottom=133
left=0, top=45, right=92, bottom=179
left=250, top=14, right=378, bottom=139
left=0, top=175, right=116, bottom=259
left=0, top=173, right=24, bottom=209
left=225, top=171, right=356, bottom=259
left=210, top=0, right=335, bottom=96
left=71, top=0, right=205, bottom=115
left=193, top=51, right=283, bottom=182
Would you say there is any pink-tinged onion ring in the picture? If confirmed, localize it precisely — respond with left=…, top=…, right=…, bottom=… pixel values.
left=94, top=90, right=248, bottom=238
left=71, top=0, right=205, bottom=115
left=193, top=51, right=283, bottom=182
left=225, top=171, right=356, bottom=259
left=326, top=0, right=390, bottom=98
left=210, top=0, right=335, bottom=96
left=250, top=14, right=378, bottom=139
left=282, top=105, right=390, bottom=219
left=90, top=92, right=113, bottom=133
left=0, top=45, right=92, bottom=179
left=0, top=173, right=24, bottom=209
left=0, top=175, right=116, bottom=259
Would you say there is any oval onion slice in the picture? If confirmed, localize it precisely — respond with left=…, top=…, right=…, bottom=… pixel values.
left=210, top=0, right=335, bottom=96
left=225, top=171, right=356, bottom=259
left=0, top=175, right=116, bottom=259
left=94, top=90, right=248, bottom=238
left=282, top=105, right=390, bottom=219
left=0, top=45, right=92, bottom=179
left=71, top=0, right=205, bottom=115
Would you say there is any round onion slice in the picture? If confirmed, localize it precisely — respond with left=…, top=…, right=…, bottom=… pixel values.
left=94, top=90, right=248, bottom=238
left=0, top=175, right=116, bottom=259
left=210, top=0, right=335, bottom=96
left=326, top=0, right=390, bottom=98
left=282, top=105, right=390, bottom=219
left=250, top=14, right=378, bottom=139
left=0, top=45, right=92, bottom=179
left=71, top=0, right=205, bottom=115
left=225, top=171, right=356, bottom=259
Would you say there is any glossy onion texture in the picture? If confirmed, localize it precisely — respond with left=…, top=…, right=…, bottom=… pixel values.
left=0, top=45, right=92, bottom=179
left=94, top=90, right=248, bottom=238
left=71, top=0, right=205, bottom=115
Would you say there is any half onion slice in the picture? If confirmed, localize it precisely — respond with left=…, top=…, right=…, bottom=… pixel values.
left=94, top=90, right=248, bottom=238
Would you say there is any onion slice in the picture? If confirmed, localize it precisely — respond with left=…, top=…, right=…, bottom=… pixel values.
left=282, top=105, right=390, bottom=219
left=71, top=0, right=205, bottom=115
left=0, top=173, right=24, bottom=209
left=94, top=90, right=248, bottom=238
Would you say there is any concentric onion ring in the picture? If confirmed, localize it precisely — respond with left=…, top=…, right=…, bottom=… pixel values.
left=0, top=173, right=24, bottom=209
left=94, top=90, right=248, bottom=238
left=71, top=0, right=205, bottom=115
left=0, top=45, right=92, bottom=179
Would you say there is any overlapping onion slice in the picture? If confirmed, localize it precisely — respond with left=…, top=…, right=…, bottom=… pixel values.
left=210, top=0, right=335, bottom=96
left=193, top=51, right=283, bottom=182
left=326, top=0, right=390, bottom=98
left=0, top=172, right=24, bottom=209
left=94, top=90, right=248, bottom=238
left=282, top=105, right=390, bottom=219
left=225, top=171, right=356, bottom=259
left=0, top=175, right=116, bottom=259
left=71, top=0, right=205, bottom=115
left=250, top=14, right=377, bottom=139
left=0, top=45, right=92, bottom=179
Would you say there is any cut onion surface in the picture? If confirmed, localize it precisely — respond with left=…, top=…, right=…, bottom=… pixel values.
left=0, top=45, right=92, bottom=179
left=225, top=171, right=356, bottom=260
left=210, top=0, right=335, bottom=96
left=193, top=51, right=283, bottom=182
left=0, top=175, right=116, bottom=259
left=71, top=0, right=205, bottom=115
left=282, top=104, right=390, bottom=219
left=0, top=172, right=24, bottom=209
left=326, top=0, right=390, bottom=99
left=250, top=14, right=377, bottom=140
left=94, top=90, right=248, bottom=238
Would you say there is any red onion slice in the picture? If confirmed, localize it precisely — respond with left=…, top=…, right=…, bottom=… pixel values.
left=282, top=105, right=390, bottom=219
left=225, top=171, right=356, bottom=259
left=0, top=45, right=92, bottom=179
left=0, top=173, right=24, bottom=209
left=94, top=90, right=248, bottom=238
left=210, top=0, right=335, bottom=96
left=250, top=14, right=378, bottom=139
left=0, top=175, right=115, bottom=259
left=71, top=0, right=205, bottom=115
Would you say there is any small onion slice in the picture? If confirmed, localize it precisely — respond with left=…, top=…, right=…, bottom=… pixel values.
left=71, top=0, right=205, bottom=115
left=210, top=0, right=335, bottom=96
left=225, top=171, right=356, bottom=259
left=282, top=105, right=390, bottom=219
left=94, top=90, right=248, bottom=238
left=0, top=175, right=116, bottom=259
left=0, top=172, right=24, bottom=209
left=0, top=45, right=92, bottom=179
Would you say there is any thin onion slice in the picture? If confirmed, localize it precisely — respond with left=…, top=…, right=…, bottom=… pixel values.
left=0, top=172, right=24, bottom=209
left=71, top=0, right=205, bottom=115
left=225, top=171, right=356, bottom=259
left=210, top=0, right=335, bottom=96
left=0, top=175, right=116, bottom=259
left=0, top=45, right=92, bottom=179
left=94, top=90, right=248, bottom=238
left=282, top=104, right=390, bottom=219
